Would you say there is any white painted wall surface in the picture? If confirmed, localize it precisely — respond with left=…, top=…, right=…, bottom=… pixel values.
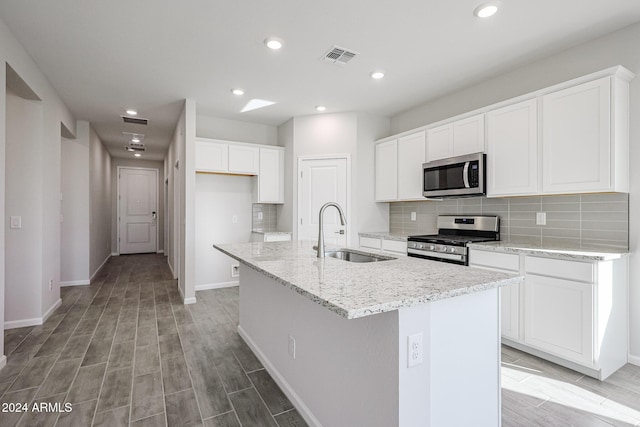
left=196, top=115, right=278, bottom=146
left=276, top=118, right=294, bottom=233
left=89, top=124, right=112, bottom=277
left=5, top=89, right=43, bottom=325
left=195, top=174, right=253, bottom=288
left=61, top=125, right=90, bottom=284
left=390, top=22, right=640, bottom=362
left=183, top=99, right=197, bottom=303
left=0, top=53, right=5, bottom=356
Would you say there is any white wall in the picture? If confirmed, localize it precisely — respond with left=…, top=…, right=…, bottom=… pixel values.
left=61, top=124, right=89, bottom=284
left=196, top=115, right=278, bottom=146
left=195, top=174, right=253, bottom=288
left=111, top=157, right=164, bottom=254
left=5, top=89, right=43, bottom=325
left=276, top=118, right=294, bottom=233
left=389, top=22, right=640, bottom=362
left=89, top=124, right=112, bottom=277
left=183, top=99, right=197, bottom=304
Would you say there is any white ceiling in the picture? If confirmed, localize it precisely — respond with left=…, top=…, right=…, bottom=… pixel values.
left=1, top=1, right=640, bottom=161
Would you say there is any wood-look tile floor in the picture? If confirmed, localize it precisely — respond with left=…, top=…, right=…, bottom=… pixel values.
left=1, top=253, right=639, bottom=426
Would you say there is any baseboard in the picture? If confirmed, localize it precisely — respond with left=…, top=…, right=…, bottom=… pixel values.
left=168, top=261, right=175, bottom=279
left=111, top=252, right=119, bottom=257
left=157, top=250, right=164, bottom=254
left=238, top=325, right=321, bottom=427
left=195, top=281, right=238, bottom=291
left=0, top=355, right=6, bottom=371
left=176, top=283, right=197, bottom=305
left=628, top=354, right=640, bottom=367
left=60, top=280, right=90, bottom=287
left=90, top=254, right=112, bottom=282
left=43, top=299, right=62, bottom=322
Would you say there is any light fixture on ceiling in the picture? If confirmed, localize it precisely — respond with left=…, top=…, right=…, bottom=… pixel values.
left=131, top=137, right=140, bottom=143
left=126, top=109, right=138, bottom=116
left=231, top=88, right=245, bottom=96
left=241, top=99, right=276, bottom=112
left=315, top=105, right=327, bottom=112
left=264, top=37, right=284, bottom=50
left=134, top=153, right=141, bottom=157
left=126, top=147, right=135, bottom=152
left=371, top=71, right=385, bottom=80
left=474, top=1, right=500, bottom=18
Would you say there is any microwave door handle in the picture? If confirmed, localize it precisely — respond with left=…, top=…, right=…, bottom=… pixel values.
left=463, top=162, right=470, bottom=188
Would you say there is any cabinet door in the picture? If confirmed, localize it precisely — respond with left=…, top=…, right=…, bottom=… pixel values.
left=524, top=274, right=593, bottom=365
left=359, top=236, right=382, bottom=250
left=487, top=99, right=538, bottom=196
left=453, top=114, right=485, bottom=156
left=542, top=77, right=611, bottom=193
left=257, top=148, right=284, bottom=203
left=195, top=140, right=228, bottom=172
left=229, top=144, right=259, bottom=174
left=375, top=140, right=398, bottom=201
left=397, top=132, right=426, bottom=200
left=426, top=124, right=453, bottom=161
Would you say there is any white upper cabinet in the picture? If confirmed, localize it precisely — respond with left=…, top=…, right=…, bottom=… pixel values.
left=397, top=132, right=426, bottom=200
left=542, top=77, right=612, bottom=194
left=487, top=99, right=538, bottom=197
left=195, top=139, right=228, bottom=172
left=228, top=144, right=259, bottom=174
left=256, top=147, right=284, bottom=203
left=375, top=139, right=398, bottom=201
left=426, top=114, right=485, bottom=162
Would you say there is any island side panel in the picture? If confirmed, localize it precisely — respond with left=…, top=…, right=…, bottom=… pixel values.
left=238, top=264, right=400, bottom=427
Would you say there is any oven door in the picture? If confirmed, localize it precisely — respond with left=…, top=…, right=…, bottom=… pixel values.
left=422, top=153, right=485, bottom=198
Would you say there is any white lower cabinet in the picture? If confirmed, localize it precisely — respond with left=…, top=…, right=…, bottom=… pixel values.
left=469, top=248, right=628, bottom=380
left=359, top=235, right=406, bottom=256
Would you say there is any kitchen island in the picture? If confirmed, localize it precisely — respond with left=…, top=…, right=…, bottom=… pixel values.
left=214, top=240, right=523, bottom=427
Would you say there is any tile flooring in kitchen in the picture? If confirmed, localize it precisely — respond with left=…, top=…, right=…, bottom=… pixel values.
left=1, top=253, right=640, bottom=426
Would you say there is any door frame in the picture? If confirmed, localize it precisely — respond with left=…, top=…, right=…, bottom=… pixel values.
left=116, top=166, right=160, bottom=255
left=296, top=154, right=352, bottom=246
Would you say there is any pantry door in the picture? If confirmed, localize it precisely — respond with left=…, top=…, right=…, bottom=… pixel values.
left=298, top=156, right=349, bottom=247
left=118, top=167, right=158, bottom=254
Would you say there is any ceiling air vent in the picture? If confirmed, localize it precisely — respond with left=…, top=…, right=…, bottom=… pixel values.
left=321, top=46, right=359, bottom=65
left=123, top=144, right=146, bottom=152
left=121, top=115, right=148, bottom=125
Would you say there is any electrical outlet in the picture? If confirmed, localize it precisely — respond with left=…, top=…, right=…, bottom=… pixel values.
left=288, top=335, right=296, bottom=359
left=48, top=279, right=53, bottom=291
left=407, top=332, right=423, bottom=367
left=10, top=216, right=21, bottom=229
left=232, top=215, right=238, bottom=224
left=257, top=212, right=263, bottom=220
left=536, top=212, right=547, bottom=226
left=231, top=264, right=240, bottom=278
left=410, top=212, right=417, bottom=221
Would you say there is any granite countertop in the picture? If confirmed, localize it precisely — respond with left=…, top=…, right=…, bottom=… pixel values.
left=468, top=241, right=629, bottom=261
left=358, top=231, right=408, bottom=241
left=214, top=240, right=522, bottom=319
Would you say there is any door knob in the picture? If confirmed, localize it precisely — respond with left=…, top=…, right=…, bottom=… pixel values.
left=335, top=230, right=345, bottom=235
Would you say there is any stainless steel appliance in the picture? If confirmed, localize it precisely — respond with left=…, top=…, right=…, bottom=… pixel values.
left=423, top=153, right=486, bottom=198
left=407, top=215, right=500, bottom=265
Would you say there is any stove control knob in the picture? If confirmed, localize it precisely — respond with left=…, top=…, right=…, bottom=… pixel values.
left=429, top=245, right=435, bottom=251
left=449, top=247, right=457, bottom=253
left=440, top=246, right=447, bottom=252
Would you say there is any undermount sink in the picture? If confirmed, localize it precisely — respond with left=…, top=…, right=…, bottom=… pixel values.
left=324, top=249, right=395, bottom=263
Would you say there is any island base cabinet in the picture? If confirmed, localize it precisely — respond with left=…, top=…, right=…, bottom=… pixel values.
left=237, top=265, right=501, bottom=427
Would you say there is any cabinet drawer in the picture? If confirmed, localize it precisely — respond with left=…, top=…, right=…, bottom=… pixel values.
left=381, top=239, right=407, bottom=254
left=469, top=250, right=519, bottom=272
left=525, top=256, right=593, bottom=283
left=359, top=236, right=381, bottom=250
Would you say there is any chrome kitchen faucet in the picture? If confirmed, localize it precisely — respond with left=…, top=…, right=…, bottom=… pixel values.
left=316, top=202, right=347, bottom=258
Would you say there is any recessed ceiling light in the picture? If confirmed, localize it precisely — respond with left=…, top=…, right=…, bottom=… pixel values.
left=241, top=99, right=276, bottom=112
left=131, top=137, right=140, bottom=143
left=264, top=37, right=284, bottom=50
left=126, top=109, right=137, bottom=116
left=474, top=2, right=500, bottom=18
left=371, top=71, right=385, bottom=80
left=127, top=147, right=135, bottom=152
left=315, top=105, right=327, bottom=112
left=134, top=153, right=141, bottom=157
left=231, top=88, right=245, bottom=96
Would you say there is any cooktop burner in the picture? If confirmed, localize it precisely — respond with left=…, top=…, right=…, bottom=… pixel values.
left=408, top=234, right=497, bottom=245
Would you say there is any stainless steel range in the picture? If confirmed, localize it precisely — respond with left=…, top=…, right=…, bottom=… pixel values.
left=407, top=215, right=500, bottom=265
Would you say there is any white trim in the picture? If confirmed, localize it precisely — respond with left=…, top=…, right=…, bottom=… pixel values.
left=90, top=254, right=112, bottom=282
left=117, top=166, right=160, bottom=255
left=156, top=250, right=164, bottom=254
left=168, top=260, right=175, bottom=278
left=60, top=280, right=90, bottom=287
left=177, top=282, right=197, bottom=305
left=195, top=281, right=238, bottom=291
left=4, top=298, right=61, bottom=330
left=628, top=354, right=640, bottom=367
left=111, top=252, right=119, bottom=257
left=297, top=154, right=352, bottom=247
left=238, top=325, right=321, bottom=427
left=0, top=356, right=7, bottom=371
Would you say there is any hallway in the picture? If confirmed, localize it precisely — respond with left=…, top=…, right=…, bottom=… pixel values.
left=0, top=254, right=304, bottom=427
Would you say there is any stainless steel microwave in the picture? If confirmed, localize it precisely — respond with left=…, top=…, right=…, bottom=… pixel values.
left=422, top=153, right=486, bottom=198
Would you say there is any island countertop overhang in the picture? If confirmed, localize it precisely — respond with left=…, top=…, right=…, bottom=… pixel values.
left=214, top=240, right=523, bottom=319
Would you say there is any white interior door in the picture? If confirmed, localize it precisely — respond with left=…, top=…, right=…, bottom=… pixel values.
left=299, top=157, right=348, bottom=247
left=119, top=168, right=158, bottom=254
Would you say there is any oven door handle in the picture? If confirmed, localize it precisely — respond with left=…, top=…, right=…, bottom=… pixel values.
left=463, top=162, right=470, bottom=188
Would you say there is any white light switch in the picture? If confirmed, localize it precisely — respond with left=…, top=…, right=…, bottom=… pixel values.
left=10, top=216, right=22, bottom=229
left=232, top=215, right=238, bottom=224
left=410, top=212, right=417, bottom=221
left=536, top=212, right=546, bottom=226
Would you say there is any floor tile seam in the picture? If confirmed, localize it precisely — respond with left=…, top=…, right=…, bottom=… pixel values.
left=151, top=281, right=170, bottom=427
left=226, top=385, right=255, bottom=397
left=129, top=404, right=164, bottom=422
left=165, top=285, right=205, bottom=426
left=4, top=329, right=34, bottom=358
left=271, top=407, right=297, bottom=417
left=245, top=368, right=266, bottom=375
left=246, top=371, right=288, bottom=421
left=125, top=286, right=142, bottom=427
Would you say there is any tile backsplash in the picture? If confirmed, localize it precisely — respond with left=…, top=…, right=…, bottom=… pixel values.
left=390, top=193, right=629, bottom=249
left=252, top=203, right=278, bottom=232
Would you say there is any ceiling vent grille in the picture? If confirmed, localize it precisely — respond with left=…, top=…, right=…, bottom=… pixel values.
left=123, top=145, right=146, bottom=152
left=121, top=115, right=148, bottom=125
left=321, top=46, right=359, bottom=65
